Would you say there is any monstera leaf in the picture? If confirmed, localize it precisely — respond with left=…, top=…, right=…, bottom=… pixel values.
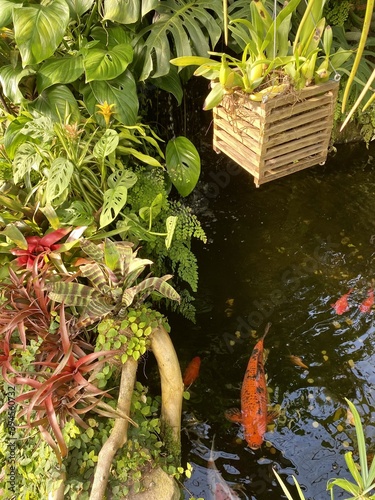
left=134, top=0, right=222, bottom=80
left=166, top=137, right=200, bottom=196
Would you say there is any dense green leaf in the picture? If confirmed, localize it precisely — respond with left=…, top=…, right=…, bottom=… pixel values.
left=84, top=44, right=133, bottom=82
left=166, top=137, right=200, bottom=196
left=13, top=143, right=42, bottom=184
left=90, top=26, right=131, bottom=49
left=152, top=66, right=183, bottom=105
left=0, top=64, right=35, bottom=103
left=0, top=0, right=23, bottom=28
left=93, top=129, right=119, bottom=159
left=65, top=0, right=94, bottom=17
left=135, top=0, right=222, bottom=80
left=103, top=0, right=141, bottom=24
left=45, top=158, right=74, bottom=205
left=13, top=0, right=70, bottom=66
left=82, top=72, right=138, bottom=126
left=30, top=85, right=81, bottom=123
left=100, top=186, right=128, bottom=228
left=37, top=55, right=85, bottom=92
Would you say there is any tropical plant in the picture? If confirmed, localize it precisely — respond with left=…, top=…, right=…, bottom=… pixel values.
left=171, top=0, right=352, bottom=109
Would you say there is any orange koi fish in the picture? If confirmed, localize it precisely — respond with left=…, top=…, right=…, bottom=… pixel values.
left=225, top=323, right=274, bottom=450
left=359, top=288, right=374, bottom=313
left=183, top=356, right=201, bottom=388
left=288, top=355, right=309, bottom=370
left=331, top=288, right=353, bottom=315
left=207, top=437, right=240, bottom=500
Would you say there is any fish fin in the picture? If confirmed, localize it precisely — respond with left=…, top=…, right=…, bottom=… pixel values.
left=224, top=408, right=242, bottom=423
left=266, top=409, right=279, bottom=423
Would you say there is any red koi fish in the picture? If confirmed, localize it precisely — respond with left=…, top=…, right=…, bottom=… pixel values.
left=183, top=356, right=201, bottom=388
left=331, top=288, right=353, bottom=315
left=359, top=288, right=374, bottom=313
left=225, top=323, right=273, bottom=450
left=207, top=437, right=240, bottom=500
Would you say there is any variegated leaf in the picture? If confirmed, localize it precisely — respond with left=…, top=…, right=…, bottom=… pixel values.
left=81, top=239, right=104, bottom=261
left=129, top=276, right=180, bottom=303
left=104, top=239, right=120, bottom=271
left=79, top=297, right=114, bottom=325
left=45, top=157, right=74, bottom=205
left=80, top=262, right=110, bottom=293
left=47, top=282, right=95, bottom=306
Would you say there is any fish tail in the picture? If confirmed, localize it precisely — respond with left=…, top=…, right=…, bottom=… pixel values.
left=262, top=322, right=272, bottom=340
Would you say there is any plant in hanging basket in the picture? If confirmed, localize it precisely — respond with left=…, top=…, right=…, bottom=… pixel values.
left=171, top=0, right=352, bottom=186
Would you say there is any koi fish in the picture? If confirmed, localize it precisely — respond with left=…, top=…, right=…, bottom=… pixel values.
left=359, top=288, right=374, bottom=313
left=183, top=356, right=201, bottom=387
left=207, top=436, right=240, bottom=500
left=225, top=323, right=275, bottom=450
left=331, top=288, right=353, bottom=315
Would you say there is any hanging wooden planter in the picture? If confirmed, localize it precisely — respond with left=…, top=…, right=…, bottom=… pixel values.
left=213, top=80, right=339, bottom=187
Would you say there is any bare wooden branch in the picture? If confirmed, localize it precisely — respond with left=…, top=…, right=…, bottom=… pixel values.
left=89, top=357, right=138, bottom=500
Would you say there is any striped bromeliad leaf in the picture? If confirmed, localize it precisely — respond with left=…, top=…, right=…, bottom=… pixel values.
left=80, top=262, right=112, bottom=294
left=48, top=282, right=96, bottom=306
left=123, top=276, right=180, bottom=306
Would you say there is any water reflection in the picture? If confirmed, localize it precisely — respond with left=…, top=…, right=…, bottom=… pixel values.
left=173, top=142, right=375, bottom=499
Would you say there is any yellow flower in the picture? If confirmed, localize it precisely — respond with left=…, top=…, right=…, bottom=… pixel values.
left=96, top=101, right=115, bottom=127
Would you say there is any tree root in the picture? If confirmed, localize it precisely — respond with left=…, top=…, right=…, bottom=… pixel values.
left=150, top=325, right=184, bottom=459
left=89, top=357, right=138, bottom=500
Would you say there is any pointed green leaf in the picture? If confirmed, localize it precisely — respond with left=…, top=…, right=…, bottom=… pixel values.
left=344, top=451, right=364, bottom=488
left=84, top=44, right=133, bottom=82
left=45, top=158, right=74, bottom=205
left=152, top=64, right=183, bottom=105
left=37, top=55, right=85, bottom=93
left=166, top=137, right=200, bottom=197
left=100, top=186, right=128, bottom=228
left=13, top=0, right=70, bottom=66
left=65, top=0, right=94, bottom=17
left=0, top=0, right=23, bottom=27
left=203, top=83, right=224, bottom=110
left=0, top=64, right=35, bottom=104
left=29, top=85, right=81, bottom=123
left=3, top=115, right=31, bottom=159
left=82, top=73, right=138, bottom=126
left=103, top=0, right=140, bottom=24
left=2, top=224, right=28, bottom=250
left=116, top=146, right=162, bottom=167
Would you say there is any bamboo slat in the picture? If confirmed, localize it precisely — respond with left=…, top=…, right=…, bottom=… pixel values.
left=213, top=80, right=339, bottom=186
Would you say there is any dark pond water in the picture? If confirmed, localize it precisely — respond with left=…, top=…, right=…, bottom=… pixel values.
left=170, top=140, right=375, bottom=500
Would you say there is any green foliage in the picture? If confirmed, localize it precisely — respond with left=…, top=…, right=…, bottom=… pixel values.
left=95, top=307, right=170, bottom=387
left=327, top=399, right=375, bottom=499
left=323, top=0, right=352, bottom=27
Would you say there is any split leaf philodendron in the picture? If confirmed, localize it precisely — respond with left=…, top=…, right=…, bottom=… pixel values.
left=171, top=0, right=352, bottom=109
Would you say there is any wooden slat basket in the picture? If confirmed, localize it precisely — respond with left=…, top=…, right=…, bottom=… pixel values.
left=213, top=80, right=339, bottom=187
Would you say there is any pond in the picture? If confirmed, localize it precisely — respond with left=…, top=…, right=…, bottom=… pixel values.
left=170, top=140, right=375, bottom=500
